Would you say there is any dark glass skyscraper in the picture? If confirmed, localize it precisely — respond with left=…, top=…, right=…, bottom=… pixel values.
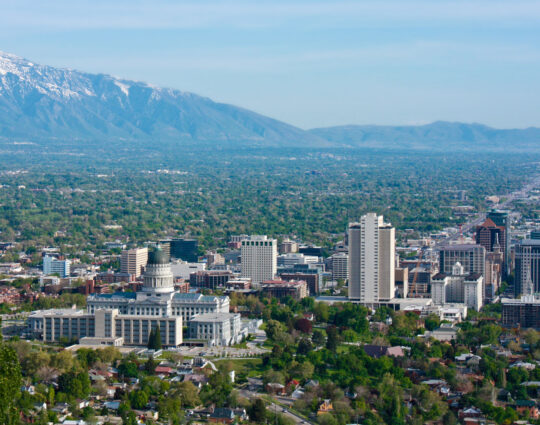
left=169, top=238, right=199, bottom=262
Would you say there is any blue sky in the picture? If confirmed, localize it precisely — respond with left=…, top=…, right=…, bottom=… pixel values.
left=1, top=0, right=539, bottom=129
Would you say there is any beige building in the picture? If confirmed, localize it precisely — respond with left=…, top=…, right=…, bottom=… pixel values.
left=121, top=247, right=148, bottom=277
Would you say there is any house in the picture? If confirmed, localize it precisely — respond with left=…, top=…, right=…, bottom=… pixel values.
left=291, top=387, right=305, bottom=400
left=317, top=399, right=333, bottom=416
left=209, top=408, right=236, bottom=424
left=51, top=403, right=70, bottom=415
left=510, top=361, right=536, bottom=371
left=33, top=402, right=47, bottom=411
left=155, top=366, right=174, bottom=376
left=459, top=406, right=483, bottom=419
left=21, top=385, right=36, bottom=395
left=515, top=400, right=539, bottom=419
left=183, top=374, right=208, bottom=389
left=362, top=345, right=405, bottom=359
left=134, top=409, right=159, bottom=421
left=286, top=379, right=300, bottom=393
left=425, top=324, right=458, bottom=341
left=305, top=379, right=319, bottom=389
left=266, top=382, right=286, bottom=395
left=455, top=353, right=481, bottom=363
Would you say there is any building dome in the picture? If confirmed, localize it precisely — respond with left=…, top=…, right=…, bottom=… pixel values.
left=148, top=246, right=169, bottom=265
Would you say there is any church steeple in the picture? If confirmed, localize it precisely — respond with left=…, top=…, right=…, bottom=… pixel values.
left=493, top=233, right=501, bottom=253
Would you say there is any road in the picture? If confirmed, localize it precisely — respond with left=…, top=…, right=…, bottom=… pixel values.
left=238, top=384, right=314, bottom=425
left=434, top=174, right=540, bottom=248
left=267, top=400, right=313, bottom=425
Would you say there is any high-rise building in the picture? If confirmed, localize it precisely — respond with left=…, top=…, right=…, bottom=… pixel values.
left=330, top=252, right=349, bottom=282
left=531, top=230, right=540, bottom=240
left=476, top=210, right=510, bottom=275
left=348, top=213, right=395, bottom=303
left=241, top=235, right=277, bottom=285
left=279, top=239, right=298, bottom=254
left=485, top=235, right=503, bottom=299
left=439, top=244, right=485, bottom=276
left=43, top=256, right=71, bottom=278
left=514, top=240, right=540, bottom=296
left=170, top=238, right=199, bottom=262
left=502, top=295, right=540, bottom=329
left=120, top=247, right=148, bottom=278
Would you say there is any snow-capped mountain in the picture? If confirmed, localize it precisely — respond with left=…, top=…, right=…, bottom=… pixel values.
left=0, top=51, right=325, bottom=146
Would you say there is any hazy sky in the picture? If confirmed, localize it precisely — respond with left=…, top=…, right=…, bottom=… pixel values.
left=1, top=0, right=539, bottom=129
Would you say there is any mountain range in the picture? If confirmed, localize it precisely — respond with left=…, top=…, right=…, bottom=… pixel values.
left=0, top=51, right=539, bottom=151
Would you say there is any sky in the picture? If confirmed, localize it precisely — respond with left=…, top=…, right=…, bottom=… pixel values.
left=0, top=0, right=539, bottom=129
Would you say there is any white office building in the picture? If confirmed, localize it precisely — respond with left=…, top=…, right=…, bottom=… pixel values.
left=431, top=262, right=483, bottom=311
left=330, top=253, right=349, bottom=281
left=28, top=247, right=233, bottom=347
left=43, top=256, right=71, bottom=278
left=277, top=253, right=319, bottom=267
left=241, top=235, right=277, bottom=284
left=189, top=313, right=244, bottom=346
left=348, top=213, right=395, bottom=303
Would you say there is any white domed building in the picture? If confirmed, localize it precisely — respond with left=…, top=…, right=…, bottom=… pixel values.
left=28, top=246, right=238, bottom=347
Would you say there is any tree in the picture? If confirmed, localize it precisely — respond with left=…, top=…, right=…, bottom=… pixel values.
left=0, top=344, right=22, bottom=424
left=58, top=370, right=91, bottom=399
left=312, top=329, right=326, bottom=346
left=326, top=326, right=339, bottom=352
left=129, top=389, right=149, bottom=409
left=248, top=398, right=267, bottom=423
left=118, top=360, right=139, bottom=378
left=145, top=357, right=157, bottom=374
left=297, top=338, right=313, bottom=355
left=295, top=318, right=313, bottom=334
left=147, top=326, right=162, bottom=350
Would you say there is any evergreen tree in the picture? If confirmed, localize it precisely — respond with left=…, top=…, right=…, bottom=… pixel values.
left=154, top=325, right=162, bottom=349
left=147, top=325, right=162, bottom=350
left=0, top=344, right=22, bottom=424
left=147, top=328, right=155, bottom=350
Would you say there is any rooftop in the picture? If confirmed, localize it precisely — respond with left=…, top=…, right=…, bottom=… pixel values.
left=190, top=312, right=239, bottom=323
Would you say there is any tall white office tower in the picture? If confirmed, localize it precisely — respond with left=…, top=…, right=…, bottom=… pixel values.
left=240, top=235, right=278, bottom=284
left=348, top=213, right=395, bottom=303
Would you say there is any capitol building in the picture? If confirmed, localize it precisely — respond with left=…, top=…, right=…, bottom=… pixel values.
left=27, top=247, right=244, bottom=347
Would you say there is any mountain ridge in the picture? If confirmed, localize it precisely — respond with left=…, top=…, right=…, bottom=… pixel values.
left=0, top=51, right=329, bottom=147
left=0, top=51, right=539, bottom=151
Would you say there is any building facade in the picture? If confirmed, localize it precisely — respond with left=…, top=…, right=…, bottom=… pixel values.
left=240, top=235, right=278, bottom=284
left=43, top=256, right=71, bottom=278
left=348, top=214, right=395, bottom=303
left=189, top=313, right=243, bottom=346
left=28, top=247, right=233, bottom=347
left=430, top=263, right=483, bottom=311
left=189, top=270, right=233, bottom=290
left=330, top=252, right=349, bottom=282
left=502, top=295, right=540, bottom=329
left=514, top=240, right=540, bottom=296
left=260, top=279, right=308, bottom=300
left=439, top=244, right=485, bottom=276
left=120, top=248, right=148, bottom=278
left=476, top=211, right=510, bottom=275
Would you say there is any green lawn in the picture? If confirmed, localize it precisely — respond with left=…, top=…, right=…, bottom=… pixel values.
left=214, top=358, right=264, bottom=377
